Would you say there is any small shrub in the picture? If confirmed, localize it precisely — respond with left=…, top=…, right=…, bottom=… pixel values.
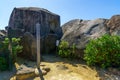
left=2, top=38, right=23, bottom=62
left=84, top=34, right=120, bottom=68
left=11, top=38, right=23, bottom=62
left=0, top=37, right=22, bottom=71
left=58, top=41, right=70, bottom=57
left=58, top=40, right=76, bottom=59
left=0, top=57, right=8, bottom=71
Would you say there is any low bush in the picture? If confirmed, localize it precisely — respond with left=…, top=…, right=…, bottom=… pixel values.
left=0, top=57, right=8, bottom=71
left=84, top=34, right=120, bottom=68
left=2, top=38, right=23, bottom=62
left=0, top=37, right=23, bottom=71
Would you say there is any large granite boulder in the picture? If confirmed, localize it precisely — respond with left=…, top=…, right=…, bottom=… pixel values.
left=62, top=15, right=120, bottom=58
left=8, top=7, right=62, bottom=60
left=61, top=19, right=109, bottom=58
left=8, top=7, right=62, bottom=38
left=106, top=15, right=120, bottom=35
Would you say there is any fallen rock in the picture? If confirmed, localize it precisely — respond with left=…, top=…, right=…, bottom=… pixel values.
left=15, top=63, right=50, bottom=80
left=42, top=67, right=50, bottom=72
left=16, top=64, right=37, bottom=80
left=41, top=70, right=47, bottom=75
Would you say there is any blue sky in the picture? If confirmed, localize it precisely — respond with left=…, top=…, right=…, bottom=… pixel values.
left=0, top=0, right=120, bottom=29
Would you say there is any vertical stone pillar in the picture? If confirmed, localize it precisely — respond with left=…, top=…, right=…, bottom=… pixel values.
left=36, top=23, right=40, bottom=68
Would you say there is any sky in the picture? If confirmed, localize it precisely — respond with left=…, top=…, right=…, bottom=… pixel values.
left=0, top=0, right=120, bottom=29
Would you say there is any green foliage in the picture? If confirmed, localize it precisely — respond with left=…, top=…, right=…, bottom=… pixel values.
left=0, top=57, right=8, bottom=71
left=58, top=40, right=76, bottom=59
left=0, top=39, right=9, bottom=54
left=0, top=37, right=22, bottom=71
left=84, top=34, right=120, bottom=68
left=0, top=37, right=23, bottom=63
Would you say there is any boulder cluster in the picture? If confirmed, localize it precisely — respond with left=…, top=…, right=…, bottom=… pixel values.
left=4, top=7, right=120, bottom=60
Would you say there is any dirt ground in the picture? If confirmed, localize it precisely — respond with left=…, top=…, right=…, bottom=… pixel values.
left=0, top=67, right=16, bottom=80
left=40, top=54, right=100, bottom=80
left=0, top=54, right=120, bottom=80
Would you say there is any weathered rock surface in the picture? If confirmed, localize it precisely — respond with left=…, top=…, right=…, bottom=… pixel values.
left=106, top=15, right=120, bottom=35
left=16, top=64, right=36, bottom=80
left=8, top=7, right=62, bottom=60
left=0, top=30, right=7, bottom=39
left=61, top=15, right=120, bottom=58
left=20, top=32, right=36, bottom=61
left=62, top=19, right=108, bottom=58
left=8, top=7, right=62, bottom=38
left=44, top=34, right=57, bottom=54
left=14, top=62, right=50, bottom=80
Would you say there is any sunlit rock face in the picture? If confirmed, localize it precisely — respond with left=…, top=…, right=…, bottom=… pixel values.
left=8, top=7, right=63, bottom=60
left=106, top=15, right=120, bottom=35
left=8, top=7, right=62, bottom=38
left=61, top=15, right=120, bottom=58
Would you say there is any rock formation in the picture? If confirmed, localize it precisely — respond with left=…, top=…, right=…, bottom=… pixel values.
left=61, top=15, right=120, bottom=58
left=8, top=7, right=63, bottom=60
left=0, top=30, right=7, bottom=39
left=8, top=7, right=120, bottom=60
left=106, top=15, right=120, bottom=35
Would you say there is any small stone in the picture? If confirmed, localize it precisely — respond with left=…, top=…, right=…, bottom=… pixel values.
left=68, top=70, right=73, bottom=73
left=40, top=64, right=46, bottom=67
left=42, top=70, right=47, bottom=75
left=34, top=68, right=39, bottom=75
left=56, top=65, right=68, bottom=70
left=42, top=67, right=50, bottom=72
